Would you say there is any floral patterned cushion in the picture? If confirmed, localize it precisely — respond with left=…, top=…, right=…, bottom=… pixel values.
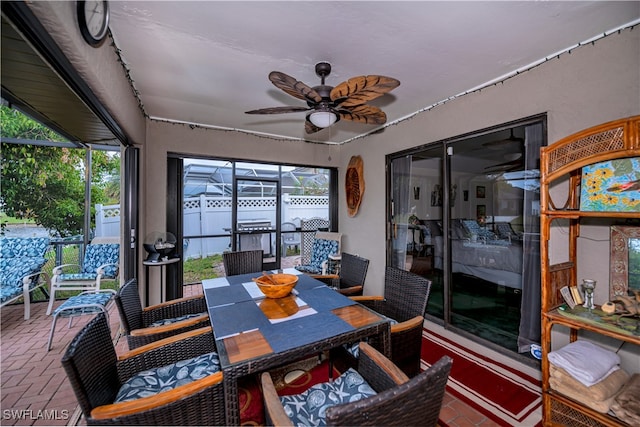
left=81, top=244, right=119, bottom=277
left=0, top=237, right=50, bottom=258
left=295, top=239, right=338, bottom=274
left=279, top=368, right=377, bottom=426
left=58, top=272, right=100, bottom=281
left=149, top=312, right=206, bottom=327
left=114, top=352, right=221, bottom=403
left=0, top=257, right=47, bottom=304
left=53, top=291, right=114, bottom=316
left=346, top=315, right=397, bottom=358
left=0, top=237, right=50, bottom=305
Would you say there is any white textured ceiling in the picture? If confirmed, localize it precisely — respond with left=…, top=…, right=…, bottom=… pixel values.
left=108, top=1, right=639, bottom=144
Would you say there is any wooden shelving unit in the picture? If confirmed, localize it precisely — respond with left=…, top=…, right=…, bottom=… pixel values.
left=540, top=115, right=640, bottom=427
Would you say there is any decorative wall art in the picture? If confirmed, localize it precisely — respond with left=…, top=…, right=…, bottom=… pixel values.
left=431, top=184, right=443, bottom=207
left=476, top=204, right=486, bottom=219
left=609, top=225, right=640, bottom=299
left=580, top=157, right=640, bottom=212
left=476, top=185, right=486, bottom=199
left=346, top=155, right=365, bottom=217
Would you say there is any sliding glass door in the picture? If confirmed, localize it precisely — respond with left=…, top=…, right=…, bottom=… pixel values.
left=387, top=117, right=544, bottom=358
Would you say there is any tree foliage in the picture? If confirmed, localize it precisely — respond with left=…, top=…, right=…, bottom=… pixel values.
left=1, top=106, right=119, bottom=237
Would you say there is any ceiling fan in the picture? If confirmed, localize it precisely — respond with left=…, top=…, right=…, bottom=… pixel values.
left=483, top=129, right=525, bottom=172
left=245, top=62, right=400, bottom=134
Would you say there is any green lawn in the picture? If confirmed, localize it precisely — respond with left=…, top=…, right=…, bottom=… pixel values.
left=0, top=213, right=36, bottom=225
left=183, top=254, right=223, bottom=284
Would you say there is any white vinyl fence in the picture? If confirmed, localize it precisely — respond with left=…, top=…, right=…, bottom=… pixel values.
left=95, top=195, right=329, bottom=260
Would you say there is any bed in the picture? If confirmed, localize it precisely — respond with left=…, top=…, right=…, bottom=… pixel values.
left=420, top=219, right=524, bottom=290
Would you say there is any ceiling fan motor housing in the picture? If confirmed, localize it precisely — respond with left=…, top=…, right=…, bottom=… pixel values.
left=315, top=62, right=332, bottom=79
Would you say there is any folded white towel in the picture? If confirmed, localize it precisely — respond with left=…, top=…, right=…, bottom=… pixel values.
left=548, top=340, right=620, bottom=387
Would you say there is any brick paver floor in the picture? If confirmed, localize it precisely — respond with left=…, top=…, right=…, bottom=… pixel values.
left=1, top=277, right=491, bottom=426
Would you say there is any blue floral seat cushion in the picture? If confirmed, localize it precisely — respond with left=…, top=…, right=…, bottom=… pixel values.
left=279, top=368, right=377, bottom=426
left=53, top=291, right=114, bottom=317
left=346, top=315, right=398, bottom=358
left=295, top=239, right=339, bottom=274
left=0, top=257, right=47, bottom=304
left=149, top=312, right=206, bottom=327
left=114, top=352, right=221, bottom=402
left=58, top=272, right=101, bottom=281
left=0, top=237, right=50, bottom=258
left=81, top=244, right=120, bottom=277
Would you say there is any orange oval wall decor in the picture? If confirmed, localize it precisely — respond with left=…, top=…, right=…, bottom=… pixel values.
left=346, top=155, right=365, bottom=217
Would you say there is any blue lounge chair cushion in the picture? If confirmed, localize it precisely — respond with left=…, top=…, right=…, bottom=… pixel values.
left=114, top=352, right=221, bottom=402
left=53, top=291, right=114, bottom=317
left=0, top=257, right=47, bottom=304
left=0, top=237, right=50, bottom=306
left=279, top=368, right=377, bottom=426
left=81, top=244, right=120, bottom=277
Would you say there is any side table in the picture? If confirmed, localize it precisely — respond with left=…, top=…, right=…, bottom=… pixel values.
left=143, top=257, right=180, bottom=306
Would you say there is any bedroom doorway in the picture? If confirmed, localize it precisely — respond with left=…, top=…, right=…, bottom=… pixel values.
left=387, top=116, right=545, bottom=361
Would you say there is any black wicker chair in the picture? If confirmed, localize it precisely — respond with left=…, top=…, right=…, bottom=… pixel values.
left=61, top=312, right=225, bottom=426
left=222, top=249, right=263, bottom=276
left=115, top=278, right=209, bottom=349
left=351, top=266, right=432, bottom=377
left=261, top=342, right=452, bottom=427
left=312, top=252, right=370, bottom=296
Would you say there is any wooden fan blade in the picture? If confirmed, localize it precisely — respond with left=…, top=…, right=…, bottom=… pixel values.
left=338, top=105, right=387, bottom=125
left=245, top=106, right=311, bottom=114
left=304, top=119, right=323, bottom=134
left=484, top=158, right=523, bottom=172
left=330, top=75, right=400, bottom=107
left=269, top=71, right=322, bottom=103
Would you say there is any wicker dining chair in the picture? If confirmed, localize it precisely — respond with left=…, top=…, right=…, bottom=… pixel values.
left=115, top=278, right=209, bottom=349
left=61, top=312, right=225, bottom=426
left=312, top=252, right=369, bottom=296
left=222, top=249, right=263, bottom=276
left=261, top=342, right=452, bottom=426
left=351, top=266, right=432, bottom=378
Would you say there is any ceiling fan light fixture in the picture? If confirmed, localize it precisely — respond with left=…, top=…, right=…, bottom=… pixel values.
left=309, top=110, right=338, bottom=128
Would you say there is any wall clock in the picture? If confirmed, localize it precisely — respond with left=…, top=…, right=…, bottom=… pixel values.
left=77, top=0, right=110, bottom=47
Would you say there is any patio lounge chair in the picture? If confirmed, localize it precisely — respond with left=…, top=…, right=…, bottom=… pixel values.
left=46, top=242, right=119, bottom=315
left=261, top=341, right=452, bottom=426
left=61, top=312, right=225, bottom=425
left=115, top=278, right=210, bottom=349
left=0, top=237, right=50, bottom=320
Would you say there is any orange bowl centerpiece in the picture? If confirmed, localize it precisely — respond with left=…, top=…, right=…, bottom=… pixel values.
left=254, top=273, right=299, bottom=299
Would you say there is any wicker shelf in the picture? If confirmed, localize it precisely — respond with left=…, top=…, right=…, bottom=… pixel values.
left=540, top=116, right=640, bottom=427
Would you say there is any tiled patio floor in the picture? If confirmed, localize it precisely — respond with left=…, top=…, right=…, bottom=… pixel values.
left=1, top=283, right=494, bottom=427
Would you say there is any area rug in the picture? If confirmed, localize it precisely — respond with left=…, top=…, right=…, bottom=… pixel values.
left=421, top=328, right=542, bottom=426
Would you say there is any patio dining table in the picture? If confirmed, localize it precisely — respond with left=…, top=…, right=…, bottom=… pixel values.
left=202, top=268, right=391, bottom=425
